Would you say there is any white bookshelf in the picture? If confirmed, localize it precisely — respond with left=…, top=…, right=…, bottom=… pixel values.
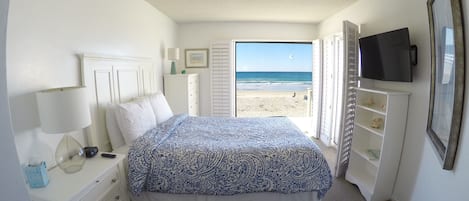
left=346, top=88, right=409, bottom=201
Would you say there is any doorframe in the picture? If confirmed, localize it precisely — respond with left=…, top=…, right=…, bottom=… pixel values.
left=233, top=40, right=314, bottom=118
left=0, top=0, right=33, bottom=199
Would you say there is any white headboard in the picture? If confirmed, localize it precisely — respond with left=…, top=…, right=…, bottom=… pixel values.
left=81, top=54, right=158, bottom=151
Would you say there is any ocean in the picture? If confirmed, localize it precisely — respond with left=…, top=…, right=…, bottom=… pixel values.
left=236, top=72, right=312, bottom=91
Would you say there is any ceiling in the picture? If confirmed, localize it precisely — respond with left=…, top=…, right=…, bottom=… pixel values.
left=145, top=0, right=357, bottom=24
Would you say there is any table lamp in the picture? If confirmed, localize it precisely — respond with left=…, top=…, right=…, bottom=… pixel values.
left=168, top=48, right=180, bottom=74
left=36, top=87, right=91, bottom=174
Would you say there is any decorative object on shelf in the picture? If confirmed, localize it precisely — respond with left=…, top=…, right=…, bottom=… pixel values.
left=380, top=104, right=386, bottom=111
left=366, top=149, right=381, bottom=160
left=181, top=69, right=186, bottom=74
left=24, top=161, right=49, bottom=188
left=185, top=48, right=209, bottom=68
left=426, top=0, right=465, bottom=170
left=168, top=48, right=180, bottom=75
left=370, top=117, right=384, bottom=129
left=364, top=97, right=375, bottom=107
left=36, top=87, right=91, bottom=174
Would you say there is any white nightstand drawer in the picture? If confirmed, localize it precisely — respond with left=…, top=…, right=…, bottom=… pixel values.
left=29, top=153, right=127, bottom=201
left=100, top=182, right=123, bottom=201
left=80, top=166, right=119, bottom=201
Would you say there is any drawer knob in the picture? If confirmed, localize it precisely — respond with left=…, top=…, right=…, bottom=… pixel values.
left=115, top=195, right=120, bottom=200
left=111, top=178, right=117, bottom=183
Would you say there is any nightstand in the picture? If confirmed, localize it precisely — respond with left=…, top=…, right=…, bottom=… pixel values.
left=29, top=153, right=129, bottom=201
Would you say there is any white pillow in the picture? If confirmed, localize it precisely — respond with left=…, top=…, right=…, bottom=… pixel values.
left=148, top=92, right=174, bottom=123
left=105, top=104, right=125, bottom=150
left=115, top=99, right=157, bottom=144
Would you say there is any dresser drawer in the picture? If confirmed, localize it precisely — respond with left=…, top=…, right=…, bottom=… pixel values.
left=188, top=92, right=195, bottom=99
left=80, top=166, right=119, bottom=201
left=188, top=82, right=197, bottom=92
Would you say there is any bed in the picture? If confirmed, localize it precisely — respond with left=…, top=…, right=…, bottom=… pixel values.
left=81, top=54, right=332, bottom=201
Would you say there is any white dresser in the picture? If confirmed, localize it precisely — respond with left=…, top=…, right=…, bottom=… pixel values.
left=29, top=153, right=129, bottom=201
left=163, top=74, right=199, bottom=116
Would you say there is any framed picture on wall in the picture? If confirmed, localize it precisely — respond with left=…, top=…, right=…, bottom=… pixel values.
left=426, top=0, right=465, bottom=170
left=185, top=49, right=209, bottom=68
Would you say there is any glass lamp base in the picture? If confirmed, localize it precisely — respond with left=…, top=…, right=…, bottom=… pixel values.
left=170, top=61, right=177, bottom=74
left=55, top=135, right=86, bottom=174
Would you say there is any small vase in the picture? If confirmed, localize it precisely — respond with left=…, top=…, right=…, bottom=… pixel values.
left=170, top=61, right=176, bottom=74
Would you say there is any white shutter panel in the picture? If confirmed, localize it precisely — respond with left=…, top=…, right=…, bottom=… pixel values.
left=332, top=35, right=345, bottom=145
left=335, top=21, right=359, bottom=177
left=320, top=36, right=335, bottom=145
left=210, top=41, right=235, bottom=117
left=310, top=40, right=323, bottom=138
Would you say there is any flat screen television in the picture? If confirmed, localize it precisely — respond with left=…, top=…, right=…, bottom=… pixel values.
left=359, top=28, right=413, bottom=82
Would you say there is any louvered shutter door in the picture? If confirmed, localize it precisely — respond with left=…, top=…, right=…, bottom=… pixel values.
left=333, top=36, right=345, bottom=145
left=335, top=21, right=359, bottom=177
left=210, top=41, right=235, bottom=117
left=320, top=36, right=335, bottom=145
left=310, top=40, right=323, bottom=138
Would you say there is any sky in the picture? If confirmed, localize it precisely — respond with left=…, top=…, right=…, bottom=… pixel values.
left=236, top=42, right=312, bottom=72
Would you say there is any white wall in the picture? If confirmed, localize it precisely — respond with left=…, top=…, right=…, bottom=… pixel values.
left=319, top=0, right=469, bottom=200
left=7, top=0, right=178, bottom=166
left=178, top=22, right=318, bottom=115
left=0, top=0, right=31, bottom=200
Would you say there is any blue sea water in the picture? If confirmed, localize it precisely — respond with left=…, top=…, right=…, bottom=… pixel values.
left=236, top=72, right=312, bottom=91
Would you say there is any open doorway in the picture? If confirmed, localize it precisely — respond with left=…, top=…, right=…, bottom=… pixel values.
left=223, top=22, right=359, bottom=178
left=235, top=42, right=314, bottom=133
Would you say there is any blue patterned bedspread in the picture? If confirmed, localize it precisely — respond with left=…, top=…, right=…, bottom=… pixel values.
left=128, top=114, right=332, bottom=199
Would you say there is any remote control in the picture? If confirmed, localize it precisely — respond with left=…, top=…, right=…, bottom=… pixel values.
left=101, top=153, right=116, bottom=158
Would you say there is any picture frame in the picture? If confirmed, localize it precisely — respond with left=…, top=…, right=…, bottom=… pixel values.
left=426, top=0, right=465, bottom=170
left=185, top=49, right=209, bottom=68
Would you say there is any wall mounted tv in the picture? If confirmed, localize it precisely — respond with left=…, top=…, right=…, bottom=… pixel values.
left=359, top=28, right=415, bottom=82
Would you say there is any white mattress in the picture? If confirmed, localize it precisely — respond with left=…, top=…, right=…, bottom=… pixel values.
left=113, top=145, right=320, bottom=201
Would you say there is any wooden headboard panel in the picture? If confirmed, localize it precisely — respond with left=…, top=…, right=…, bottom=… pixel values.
left=81, top=54, right=158, bottom=151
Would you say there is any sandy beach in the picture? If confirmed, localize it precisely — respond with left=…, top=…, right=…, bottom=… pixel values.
left=236, top=90, right=310, bottom=117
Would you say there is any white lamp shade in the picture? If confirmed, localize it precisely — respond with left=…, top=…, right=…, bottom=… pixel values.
left=168, top=48, right=180, bottom=61
left=36, top=87, right=91, bottom=134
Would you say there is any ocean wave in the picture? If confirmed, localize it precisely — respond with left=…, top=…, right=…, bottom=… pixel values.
left=237, top=80, right=311, bottom=84
left=236, top=81, right=312, bottom=91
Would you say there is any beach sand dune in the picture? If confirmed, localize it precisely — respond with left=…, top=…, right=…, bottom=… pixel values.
left=236, top=90, right=309, bottom=117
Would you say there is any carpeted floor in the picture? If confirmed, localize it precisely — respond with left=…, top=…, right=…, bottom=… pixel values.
left=312, top=138, right=366, bottom=201
left=322, top=177, right=366, bottom=201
